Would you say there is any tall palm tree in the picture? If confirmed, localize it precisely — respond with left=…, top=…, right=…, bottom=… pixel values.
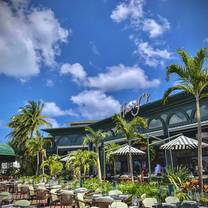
left=8, top=100, right=51, bottom=174
left=66, top=150, right=97, bottom=179
left=113, top=114, right=147, bottom=182
left=163, top=48, right=208, bottom=192
left=26, top=134, right=52, bottom=175
left=83, top=127, right=108, bottom=181
left=8, top=101, right=51, bottom=148
left=105, top=143, right=120, bottom=176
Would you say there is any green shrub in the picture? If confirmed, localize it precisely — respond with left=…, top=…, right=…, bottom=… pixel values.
left=176, top=191, right=190, bottom=201
left=117, top=182, right=159, bottom=198
left=82, top=178, right=112, bottom=194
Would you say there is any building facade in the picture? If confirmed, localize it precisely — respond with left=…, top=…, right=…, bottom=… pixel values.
left=43, top=92, right=208, bottom=174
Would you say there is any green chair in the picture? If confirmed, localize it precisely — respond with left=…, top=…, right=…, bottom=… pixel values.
left=0, top=192, right=12, bottom=205
left=108, top=190, right=122, bottom=196
left=14, top=199, right=31, bottom=208
left=110, top=201, right=128, bottom=208
left=165, top=196, right=180, bottom=204
left=142, top=197, right=158, bottom=208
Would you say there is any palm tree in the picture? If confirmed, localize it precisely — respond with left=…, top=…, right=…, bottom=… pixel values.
left=8, top=101, right=51, bottom=148
left=66, top=150, right=97, bottom=179
left=105, top=143, right=120, bottom=176
left=26, top=133, right=52, bottom=175
left=113, top=114, right=147, bottom=182
left=8, top=100, right=51, bottom=175
left=41, top=155, right=63, bottom=177
left=162, top=48, right=208, bottom=192
left=83, top=127, right=108, bottom=181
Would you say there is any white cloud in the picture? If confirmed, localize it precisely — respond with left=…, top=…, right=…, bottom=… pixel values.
left=87, top=64, right=160, bottom=92
left=137, top=41, right=172, bottom=67
left=46, top=118, right=60, bottom=128
left=110, top=0, right=144, bottom=25
left=46, top=79, right=54, bottom=87
left=60, top=63, right=87, bottom=83
left=143, top=17, right=170, bottom=38
left=43, top=102, right=77, bottom=117
left=0, top=0, right=68, bottom=78
left=71, top=90, right=121, bottom=119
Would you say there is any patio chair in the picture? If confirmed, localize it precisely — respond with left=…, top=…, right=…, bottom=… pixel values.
left=165, top=196, right=180, bottom=204
left=14, top=199, right=31, bottom=208
left=108, top=190, right=122, bottom=196
left=15, top=184, right=23, bottom=200
left=20, top=185, right=29, bottom=199
left=142, top=197, right=158, bottom=208
left=180, top=200, right=198, bottom=208
left=75, top=192, right=90, bottom=208
left=35, top=187, right=49, bottom=207
left=0, top=183, right=7, bottom=192
left=59, top=191, right=76, bottom=208
left=50, top=189, right=60, bottom=208
left=110, top=201, right=128, bottom=208
left=122, top=195, right=132, bottom=206
left=28, top=185, right=36, bottom=202
left=92, top=196, right=114, bottom=208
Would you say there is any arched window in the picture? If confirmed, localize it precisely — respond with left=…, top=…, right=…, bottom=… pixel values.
left=148, top=118, right=163, bottom=129
left=169, top=112, right=187, bottom=125
left=194, top=104, right=208, bottom=119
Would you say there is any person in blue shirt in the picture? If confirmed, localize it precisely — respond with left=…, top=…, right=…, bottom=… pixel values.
left=154, top=163, right=162, bottom=176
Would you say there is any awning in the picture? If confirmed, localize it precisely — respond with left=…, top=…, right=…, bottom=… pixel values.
left=0, top=144, right=15, bottom=163
left=112, top=144, right=145, bottom=156
left=160, top=135, right=208, bottom=150
left=0, top=144, right=15, bottom=156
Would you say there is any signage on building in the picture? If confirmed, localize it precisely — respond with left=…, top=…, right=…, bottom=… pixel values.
left=121, top=93, right=150, bottom=117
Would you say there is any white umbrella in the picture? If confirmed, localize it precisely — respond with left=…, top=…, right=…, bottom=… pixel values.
left=160, top=135, right=208, bottom=150
left=112, top=144, right=145, bottom=155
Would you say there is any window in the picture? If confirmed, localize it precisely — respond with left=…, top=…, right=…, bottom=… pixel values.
left=194, top=104, right=208, bottom=119
left=149, top=118, right=163, bottom=129
left=169, top=112, right=187, bottom=125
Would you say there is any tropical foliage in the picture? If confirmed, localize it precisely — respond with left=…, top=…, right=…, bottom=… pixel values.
left=41, top=155, right=63, bottom=177
left=66, top=150, right=97, bottom=179
left=8, top=101, right=51, bottom=175
left=83, top=127, right=108, bottom=181
left=113, top=114, right=147, bottom=182
left=164, top=166, right=190, bottom=190
left=26, top=133, right=52, bottom=175
left=105, top=142, right=120, bottom=175
left=163, top=48, right=208, bottom=192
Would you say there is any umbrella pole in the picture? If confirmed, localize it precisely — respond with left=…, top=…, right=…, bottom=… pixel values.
left=147, top=137, right=151, bottom=179
left=167, top=130, right=174, bottom=169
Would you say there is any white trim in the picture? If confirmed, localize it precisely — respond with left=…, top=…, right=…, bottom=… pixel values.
left=169, top=120, right=208, bottom=132
left=57, top=145, right=87, bottom=149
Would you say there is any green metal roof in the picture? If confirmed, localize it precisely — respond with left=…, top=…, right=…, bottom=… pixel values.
left=0, top=144, right=15, bottom=156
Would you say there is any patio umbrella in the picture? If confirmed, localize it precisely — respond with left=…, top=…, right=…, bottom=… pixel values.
left=0, top=144, right=15, bottom=162
left=112, top=144, right=145, bottom=155
left=160, top=135, right=208, bottom=150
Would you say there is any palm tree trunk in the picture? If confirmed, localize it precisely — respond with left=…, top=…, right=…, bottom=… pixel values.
left=128, top=141, right=134, bottom=183
left=96, top=147, right=102, bottom=181
left=113, top=160, right=116, bottom=176
left=41, top=153, right=45, bottom=175
left=196, top=96, right=203, bottom=193
left=36, top=152, right=40, bottom=175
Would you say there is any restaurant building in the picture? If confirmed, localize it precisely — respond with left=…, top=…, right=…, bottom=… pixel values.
left=43, top=92, right=208, bottom=175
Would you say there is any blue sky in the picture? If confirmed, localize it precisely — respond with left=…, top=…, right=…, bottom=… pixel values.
left=0, top=0, right=208, bottom=142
